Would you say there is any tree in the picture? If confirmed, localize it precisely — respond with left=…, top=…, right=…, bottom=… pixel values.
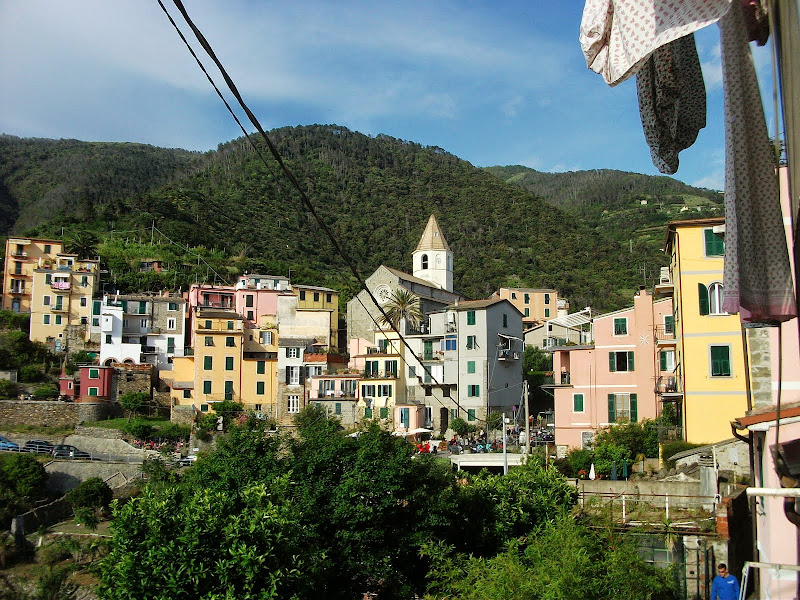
left=378, top=288, right=422, bottom=331
left=523, top=345, right=552, bottom=373
left=118, top=391, right=148, bottom=421
left=450, top=417, right=476, bottom=439
left=0, top=454, right=48, bottom=528
left=64, top=229, right=99, bottom=260
left=66, top=477, right=112, bottom=511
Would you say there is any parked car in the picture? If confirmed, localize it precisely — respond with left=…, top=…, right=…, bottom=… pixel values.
left=0, top=436, right=20, bottom=452
left=22, top=440, right=54, bottom=454
left=50, top=444, right=92, bottom=460
left=175, top=454, right=198, bottom=467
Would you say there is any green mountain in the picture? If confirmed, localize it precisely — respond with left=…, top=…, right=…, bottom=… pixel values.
left=0, top=127, right=710, bottom=312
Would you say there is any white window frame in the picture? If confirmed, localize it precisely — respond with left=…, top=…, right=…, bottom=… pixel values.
left=289, top=366, right=300, bottom=385
left=708, top=282, right=726, bottom=315
left=287, top=395, right=300, bottom=414
left=261, top=331, right=273, bottom=345
left=660, top=349, right=676, bottom=372
left=167, top=318, right=177, bottom=330
left=43, top=296, right=51, bottom=306
left=140, top=318, right=148, bottom=328
left=80, top=297, right=87, bottom=307
left=43, top=314, right=50, bottom=325
left=613, top=317, right=628, bottom=336
left=287, top=347, right=299, bottom=358
left=612, top=393, right=632, bottom=422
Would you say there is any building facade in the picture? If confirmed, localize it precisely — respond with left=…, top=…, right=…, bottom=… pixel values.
left=2, top=238, right=64, bottom=313
left=493, top=287, right=564, bottom=327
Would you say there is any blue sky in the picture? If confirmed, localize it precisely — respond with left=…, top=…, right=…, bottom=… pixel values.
left=0, top=1, right=777, bottom=191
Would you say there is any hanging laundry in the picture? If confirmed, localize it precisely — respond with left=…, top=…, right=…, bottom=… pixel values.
left=580, top=0, right=733, bottom=87
left=718, top=1, right=796, bottom=321
left=636, top=34, right=706, bottom=174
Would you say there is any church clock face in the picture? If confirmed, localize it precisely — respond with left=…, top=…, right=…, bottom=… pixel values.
left=376, top=285, right=391, bottom=304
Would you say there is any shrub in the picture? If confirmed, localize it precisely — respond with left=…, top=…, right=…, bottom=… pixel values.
left=0, top=453, right=48, bottom=500
left=65, top=477, right=112, bottom=511
left=119, top=391, right=149, bottom=419
left=450, top=417, right=476, bottom=439
left=563, top=448, right=593, bottom=477
left=0, top=379, right=19, bottom=398
left=663, top=440, right=704, bottom=467
left=157, top=422, right=191, bottom=441
left=74, top=506, right=99, bottom=530
left=19, top=364, right=43, bottom=382
left=124, top=419, right=154, bottom=440
left=34, top=384, right=59, bottom=398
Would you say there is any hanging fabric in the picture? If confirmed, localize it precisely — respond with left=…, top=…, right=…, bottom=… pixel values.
left=636, top=33, right=706, bottom=174
left=718, top=1, right=796, bottom=322
left=580, top=0, right=733, bottom=87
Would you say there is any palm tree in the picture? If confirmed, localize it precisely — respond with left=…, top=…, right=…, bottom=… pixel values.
left=65, top=230, right=99, bottom=260
left=378, top=288, right=423, bottom=331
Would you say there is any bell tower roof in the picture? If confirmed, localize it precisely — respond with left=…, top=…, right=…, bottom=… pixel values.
left=414, top=214, right=450, bottom=252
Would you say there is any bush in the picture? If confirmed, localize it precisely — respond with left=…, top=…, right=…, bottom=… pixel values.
left=33, top=384, right=59, bottom=398
left=65, top=350, right=96, bottom=375
left=65, top=477, right=112, bottom=511
left=19, top=364, right=43, bottom=382
left=0, top=379, right=19, bottom=398
left=450, top=417, right=476, bottom=439
left=119, top=391, right=149, bottom=419
left=124, top=419, right=154, bottom=440
left=663, top=440, right=704, bottom=467
left=0, top=453, right=48, bottom=500
left=157, top=422, right=191, bottom=441
left=557, top=448, right=593, bottom=477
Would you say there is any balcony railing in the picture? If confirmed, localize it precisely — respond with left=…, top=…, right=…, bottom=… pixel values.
left=51, top=281, right=71, bottom=290
left=654, top=324, right=675, bottom=343
left=9, top=288, right=25, bottom=295
left=497, top=349, right=520, bottom=361
left=10, top=251, right=27, bottom=258
left=656, top=375, right=678, bottom=394
left=51, top=304, right=68, bottom=312
left=541, top=371, right=571, bottom=386
left=362, top=370, right=398, bottom=380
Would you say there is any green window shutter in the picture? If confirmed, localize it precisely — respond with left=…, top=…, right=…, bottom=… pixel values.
left=227, top=321, right=234, bottom=330
left=365, top=407, right=373, bottom=418
left=698, top=283, right=709, bottom=315
left=257, top=381, right=265, bottom=395
left=467, top=310, right=475, bottom=325
left=93, top=301, right=100, bottom=315
left=630, top=394, right=638, bottom=422
left=183, top=389, right=191, bottom=398
left=705, top=229, right=724, bottom=255
left=224, top=381, right=233, bottom=400
left=627, top=351, right=635, bottom=371
left=167, top=337, right=175, bottom=353
left=139, top=301, right=146, bottom=313
left=467, top=409, right=476, bottom=421
left=203, top=356, right=212, bottom=370
left=573, top=394, right=584, bottom=412
left=450, top=408, right=457, bottom=420
left=467, top=361, right=475, bottom=374
left=203, top=381, right=211, bottom=394
left=711, top=346, right=731, bottom=376
left=257, top=361, right=265, bottom=374
left=286, top=347, right=291, bottom=357
left=121, top=301, right=128, bottom=312
left=608, top=394, right=616, bottom=423
left=335, top=403, right=341, bottom=415
left=660, top=351, right=668, bottom=371
left=664, top=315, right=675, bottom=333
left=225, top=356, right=234, bottom=370
left=380, top=407, right=388, bottom=419
left=608, top=352, right=616, bottom=372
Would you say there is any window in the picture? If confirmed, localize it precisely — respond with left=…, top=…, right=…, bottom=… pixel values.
left=704, top=228, right=724, bottom=256
left=378, top=384, right=392, bottom=397
left=225, top=357, right=234, bottom=371
left=326, top=293, right=332, bottom=303
left=81, top=275, right=88, bottom=287
left=168, top=318, right=176, bottom=330
left=468, top=384, right=480, bottom=397
left=314, top=292, right=320, bottom=302
left=88, top=387, right=98, bottom=396
left=44, top=244, right=51, bottom=254
left=227, top=321, right=234, bottom=330
left=380, top=407, right=389, bottom=419
left=204, top=320, right=212, bottom=329
left=41, top=295, right=51, bottom=307
left=89, top=369, right=99, bottom=379
left=335, top=402, right=342, bottom=415
left=43, top=314, right=51, bottom=325
left=168, top=302, right=178, bottom=311
left=183, top=390, right=191, bottom=398
left=466, top=336, right=477, bottom=350
left=545, top=308, right=550, bottom=318
left=140, top=318, right=147, bottom=328
left=247, top=310, right=254, bottom=321
left=467, top=360, right=476, bottom=374
left=573, top=393, right=585, bottom=412
left=288, top=395, right=300, bottom=414
left=545, top=293, right=550, bottom=304
left=288, top=366, right=300, bottom=385
left=698, top=282, right=726, bottom=315
left=203, top=381, right=212, bottom=394
left=167, top=337, right=175, bottom=353
left=361, top=384, right=376, bottom=397
left=286, top=347, right=299, bottom=359
left=80, top=297, right=87, bottom=307
left=364, top=407, right=373, bottom=418
left=710, top=345, right=732, bottom=377
left=408, top=366, right=416, bottom=378
left=55, top=315, right=62, bottom=325
left=92, top=318, right=99, bottom=327
left=225, top=381, right=234, bottom=400
left=261, top=331, right=273, bottom=345
left=226, top=336, right=235, bottom=347
left=93, top=301, right=101, bottom=315
left=257, top=361, right=266, bottom=374
left=467, top=409, right=476, bottom=421
left=378, top=338, right=389, bottom=353
left=608, top=351, right=635, bottom=372
left=204, top=356, right=213, bottom=370
left=201, top=403, right=209, bottom=412
left=664, top=315, right=675, bottom=334
left=467, top=310, right=476, bottom=325
left=660, top=349, right=675, bottom=372
left=365, top=360, right=378, bottom=377
left=503, top=313, right=508, bottom=327
left=613, top=318, right=628, bottom=336
left=421, top=254, right=428, bottom=269
left=246, top=295, right=254, bottom=307
left=607, top=393, right=638, bottom=422
left=105, top=334, right=112, bottom=344
left=524, top=293, right=530, bottom=304
left=444, top=336, right=456, bottom=351
left=300, top=291, right=306, bottom=301
left=45, top=273, right=52, bottom=284
left=254, top=404, right=262, bottom=412
left=524, top=308, right=530, bottom=317
left=385, top=360, right=398, bottom=377
left=257, top=381, right=265, bottom=395
left=139, top=301, right=147, bottom=313
left=205, top=336, right=213, bottom=346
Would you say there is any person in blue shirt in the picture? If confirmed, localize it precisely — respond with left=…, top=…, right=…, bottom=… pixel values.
left=711, top=563, right=740, bottom=600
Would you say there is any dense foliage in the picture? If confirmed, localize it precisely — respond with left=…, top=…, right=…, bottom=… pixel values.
left=97, top=407, right=676, bottom=599
left=0, top=127, right=721, bottom=311
left=0, top=453, right=49, bottom=528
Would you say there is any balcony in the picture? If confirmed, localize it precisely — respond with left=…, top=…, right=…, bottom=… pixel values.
left=362, top=370, right=398, bottom=380
left=654, top=267, right=674, bottom=297
left=51, top=304, right=68, bottom=313
left=10, top=251, right=27, bottom=258
left=423, top=350, right=444, bottom=361
left=541, top=371, right=571, bottom=387
left=656, top=375, right=680, bottom=395
left=654, top=324, right=676, bottom=345
left=9, top=287, right=25, bottom=295
left=497, top=349, right=520, bottom=361
left=184, top=347, right=194, bottom=356
left=141, top=346, right=158, bottom=354
left=51, top=281, right=71, bottom=290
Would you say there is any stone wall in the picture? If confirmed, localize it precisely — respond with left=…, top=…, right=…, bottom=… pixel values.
left=45, top=461, right=144, bottom=494
left=74, top=425, right=124, bottom=439
left=0, top=400, right=108, bottom=428
left=171, top=404, right=196, bottom=424
left=746, top=327, right=773, bottom=409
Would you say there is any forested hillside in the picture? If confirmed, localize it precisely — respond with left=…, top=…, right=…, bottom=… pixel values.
left=0, top=127, right=698, bottom=311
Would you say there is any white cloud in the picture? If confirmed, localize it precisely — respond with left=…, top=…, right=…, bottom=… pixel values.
left=691, top=171, right=724, bottom=191
left=502, top=96, right=524, bottom=118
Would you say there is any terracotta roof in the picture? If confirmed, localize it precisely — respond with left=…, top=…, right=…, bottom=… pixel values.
left=414, top=215, right=450, bottom=252
left=736, top=403, right=800, bottom=428
left=448, top=298, right=507, bottom=311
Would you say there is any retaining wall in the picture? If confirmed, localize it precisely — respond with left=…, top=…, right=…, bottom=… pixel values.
left=0, top=400, right=108, bottom=427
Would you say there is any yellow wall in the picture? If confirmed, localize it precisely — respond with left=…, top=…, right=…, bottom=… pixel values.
left=3, top=238, right=63, bottom=312
left=672, top=224, right=747, bottom=443
left=296, top=286, right=339, bottom=348
left=496, top=288, right=555, bottom=324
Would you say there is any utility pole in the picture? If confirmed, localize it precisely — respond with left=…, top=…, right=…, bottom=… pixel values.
left=524, top=380, right=531, bottom=457
left=502, top=413, right=508, bottom=475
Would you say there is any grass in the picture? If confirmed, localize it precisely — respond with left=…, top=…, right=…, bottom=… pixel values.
left=83, top=416, right=171, bottom=430
left=0, top=424, right=75, bottom=437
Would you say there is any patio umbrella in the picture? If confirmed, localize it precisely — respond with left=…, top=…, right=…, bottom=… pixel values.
left=407, top=428, right=433, bottom=435
left=589, top=463, right=596, bottom=480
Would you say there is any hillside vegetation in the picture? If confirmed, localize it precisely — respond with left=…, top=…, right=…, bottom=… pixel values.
left=0, top=127, right=721, bottom=311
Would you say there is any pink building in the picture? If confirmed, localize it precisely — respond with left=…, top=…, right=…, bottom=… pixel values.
left=550, top=289, right=672, bottom=450
left=77, top=365, right=114, bottom=402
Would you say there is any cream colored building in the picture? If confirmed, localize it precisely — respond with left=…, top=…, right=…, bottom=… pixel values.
left=493, top=288, right=564, bottom=328
left=3, top=238, right=64, bottom=314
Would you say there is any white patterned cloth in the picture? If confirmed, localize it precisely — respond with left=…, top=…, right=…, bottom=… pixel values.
left=580, top=0, right=733, bottom=87
left=718, top=2, right=797, bottom=321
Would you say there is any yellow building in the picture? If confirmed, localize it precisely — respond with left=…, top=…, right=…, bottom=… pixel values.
left=659, top=218, right=747, bottom=443
left=356, top=334, right=404, bottom=423
left=29, top=253, right=99, bottom=349
left=3, top=238, right=64, bottom=313
left=170, top=309, right=278, bottom=418
left=493, top=287, right=561, bottom=327
left=294, top=284, right=340, bottom=349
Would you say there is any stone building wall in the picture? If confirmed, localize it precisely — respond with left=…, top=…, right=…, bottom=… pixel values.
left=0, top=400, right=108, bottom=427
left=115, top=364, right=154, bottom=399
left=746, top=327, right=773, bottom=409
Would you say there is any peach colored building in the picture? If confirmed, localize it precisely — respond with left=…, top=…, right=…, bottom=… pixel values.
left=549, top=289, right=671, bottom=450
left=2, top=238, right=64, bottom=313
left=493, top=287, right=563, bottom=328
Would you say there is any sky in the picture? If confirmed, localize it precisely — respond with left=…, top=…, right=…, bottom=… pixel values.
left=0, top=1, right=778, bottom=191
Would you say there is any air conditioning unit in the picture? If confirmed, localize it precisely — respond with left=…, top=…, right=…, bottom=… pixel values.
left=513, top=352, right=520, bottom=360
